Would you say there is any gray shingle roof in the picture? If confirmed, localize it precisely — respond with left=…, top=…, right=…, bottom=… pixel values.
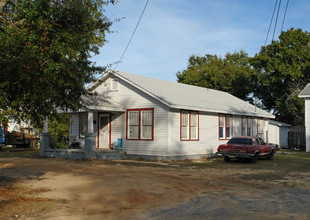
left=269, top=120, right=291, bottom=127
left=90, top=70, right=274, bottom=118
left=298, top=83, right=310, bottom=98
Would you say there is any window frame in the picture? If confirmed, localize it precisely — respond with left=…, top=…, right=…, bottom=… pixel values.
left=247, top=118, right=253, bottom=136
left=242, top=117, right=247, bottom=136
left=219, top=114, right=233, bottom=140
left=126, top=108, right=154, bottom=141
left=111, top=78, right=119, bottom=91
left=241, top=117, right=255, bottom=137
left=180, top=111, right=199, bottom=141
left=257, top=119, right=263, bottom=134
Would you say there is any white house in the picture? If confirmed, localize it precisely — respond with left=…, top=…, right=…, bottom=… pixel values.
left=298, top=83, right=310, bottom=152
left=268, top=120, right=291, bottom=148
left=69, top=70, right=275, bottom=160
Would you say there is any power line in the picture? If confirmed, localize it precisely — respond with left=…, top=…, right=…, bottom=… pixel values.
left=280, top=0, right=290, bottom=33
left=272, top=0, right=282, bottom=42
left=114, top=0, right=150, bottom=70
left=265, top=0, right=278, bottom=46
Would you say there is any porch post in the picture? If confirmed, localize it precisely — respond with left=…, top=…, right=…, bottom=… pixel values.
left=88, top=112, right=94, bottom=133
left=40, top=133, right=50, bottom=156
left=43, top=116, right=48, bottom=132
left=40, top=116, right=50, bottom=156
left=84, top=132, right=96, bottom=159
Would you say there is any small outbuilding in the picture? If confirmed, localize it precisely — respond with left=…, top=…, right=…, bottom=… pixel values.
left=268, top=120, right=291, bottom=148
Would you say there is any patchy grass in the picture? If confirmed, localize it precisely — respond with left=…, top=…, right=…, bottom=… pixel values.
left=166, top=150, right=310, bottom=173
left=0, top=146, right=40, bottom=158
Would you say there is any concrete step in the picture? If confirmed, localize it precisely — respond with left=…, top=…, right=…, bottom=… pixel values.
left=96, top=151, right=125, bottom=160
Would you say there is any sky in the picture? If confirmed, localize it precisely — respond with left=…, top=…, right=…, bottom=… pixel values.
left=92, top=0, right=310, bottom=82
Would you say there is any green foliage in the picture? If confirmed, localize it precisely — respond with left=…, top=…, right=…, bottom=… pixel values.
left=0, top=0, right=115, bottom=126
left=251, top=28, right=310, bottom=125
left=177, top=29, right=309, bottom=126
left=177, top=50, right=254, bottom=102
left=48, top=113, right=70, bottom=148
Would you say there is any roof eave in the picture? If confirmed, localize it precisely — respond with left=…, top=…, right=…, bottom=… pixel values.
left=170, top=104, right=275, bottom=119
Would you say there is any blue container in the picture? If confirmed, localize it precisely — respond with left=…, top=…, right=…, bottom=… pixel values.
left=117, top=138, right=123, bottom=147
left=0, top=127, right=5, bottom=147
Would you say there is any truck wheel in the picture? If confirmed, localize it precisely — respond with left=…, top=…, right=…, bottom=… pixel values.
left=224, top=156, right=231, bottom=162
left=250, top=153, right=258, bottom=163
left=267, top=152, right=274, bottom=160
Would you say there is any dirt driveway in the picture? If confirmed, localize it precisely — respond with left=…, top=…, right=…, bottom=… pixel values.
left=1, top=150, right=310, bottom=220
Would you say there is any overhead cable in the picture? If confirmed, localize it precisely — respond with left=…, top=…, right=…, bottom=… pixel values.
left=265, top=0, right=279, bottom=46
left=280, top=0, right=290, bottom=33
left=114, top=0, right=150, bottom=70
left=272, top=0, right=282, bottom=42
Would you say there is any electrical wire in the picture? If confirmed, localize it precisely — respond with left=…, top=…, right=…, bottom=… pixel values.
left=265, top=0, right=278, bottom=46
left=272, top=0, right=282, bottom=42
left=114, top=0, right=150, bottom=70
left=280, top=0, right=289, bottom=33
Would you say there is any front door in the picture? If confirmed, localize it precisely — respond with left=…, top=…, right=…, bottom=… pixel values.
left=99, top=114, right=110, bottom=149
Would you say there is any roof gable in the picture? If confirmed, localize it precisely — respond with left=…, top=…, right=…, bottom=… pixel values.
left=90, top=70, right=274, bottom=118
left=298, top=83, right=310, bottom=98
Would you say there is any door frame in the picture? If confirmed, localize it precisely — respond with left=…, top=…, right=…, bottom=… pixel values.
left=97, top=113, right=112, bottom=149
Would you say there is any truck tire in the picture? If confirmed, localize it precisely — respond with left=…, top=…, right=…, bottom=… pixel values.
left=267, top=151, right=274, bottom=160
left=224, top=156, right=231, bottom=162
left=250, top=153, right=258, bottom=163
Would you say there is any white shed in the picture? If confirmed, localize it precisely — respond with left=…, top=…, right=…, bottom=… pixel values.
left=68, top=70, right=275, bottom=160
left=268, top=120, right=291, bottom=148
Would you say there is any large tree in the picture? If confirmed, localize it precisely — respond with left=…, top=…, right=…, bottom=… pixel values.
left=0, top=0, right=115, bottom=126
left=251, top=28, right=310, bottom=125
left=177, top=51, right=254, bottom=102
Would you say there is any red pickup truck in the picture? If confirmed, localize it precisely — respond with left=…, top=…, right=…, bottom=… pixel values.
left=217, top=137, right=278, bottom=163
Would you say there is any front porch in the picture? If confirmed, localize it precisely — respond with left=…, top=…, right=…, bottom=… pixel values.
left=39, top=94, right=127, bottom=160
left=40, top=133, right=125, bottom=160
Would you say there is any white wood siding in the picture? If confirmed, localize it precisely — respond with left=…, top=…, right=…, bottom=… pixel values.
left=268, top=123, right=279, bottom=145
left=92, top=76, right=170, bottom=156
left=305, top=98, right=310, bottom=152
left=168, top=110, right=222, bottom=156
left=167, top=111, right=270, bottom=157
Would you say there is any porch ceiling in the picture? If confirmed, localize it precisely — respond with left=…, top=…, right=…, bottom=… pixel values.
left=83, top=95, right=125, bottom=112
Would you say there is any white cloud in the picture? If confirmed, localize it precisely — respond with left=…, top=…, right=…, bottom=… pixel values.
left=93, top=0, right=310, bottom=82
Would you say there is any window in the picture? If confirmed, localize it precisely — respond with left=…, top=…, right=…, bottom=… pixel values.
left=181, top=112, right=189, bottom=139
left=111, top=78, right=119, bottom=91
left=219, top=115, right=225, bottom=139
left=79, top=113, right=88, bottom=138
left=219, top=115, right=232, bottom=139
left=242, top=118, right=247, bottom=136
left=226, top=115, right=231, bottom=138
left=180, top=111, right=199, bottom=141
left=247, top=118, right=253, bottom=136
left=127, top=109, right=154, bottom=140
left=141, top=110, right=153, bottom=139
left=241, top=117, right=254, bottom=137
left=257, top=119, right=263, bottom=134
left=128, top=111, right=139, bottom=139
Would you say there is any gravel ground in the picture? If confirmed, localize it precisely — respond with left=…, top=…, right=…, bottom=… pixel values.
left=1, top=151, right=310, bottom=219
left=150, top=189, right=310, bottom=220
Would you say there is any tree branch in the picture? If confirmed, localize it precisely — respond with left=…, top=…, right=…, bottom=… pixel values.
left=0, top=0, right=8, bottom=13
